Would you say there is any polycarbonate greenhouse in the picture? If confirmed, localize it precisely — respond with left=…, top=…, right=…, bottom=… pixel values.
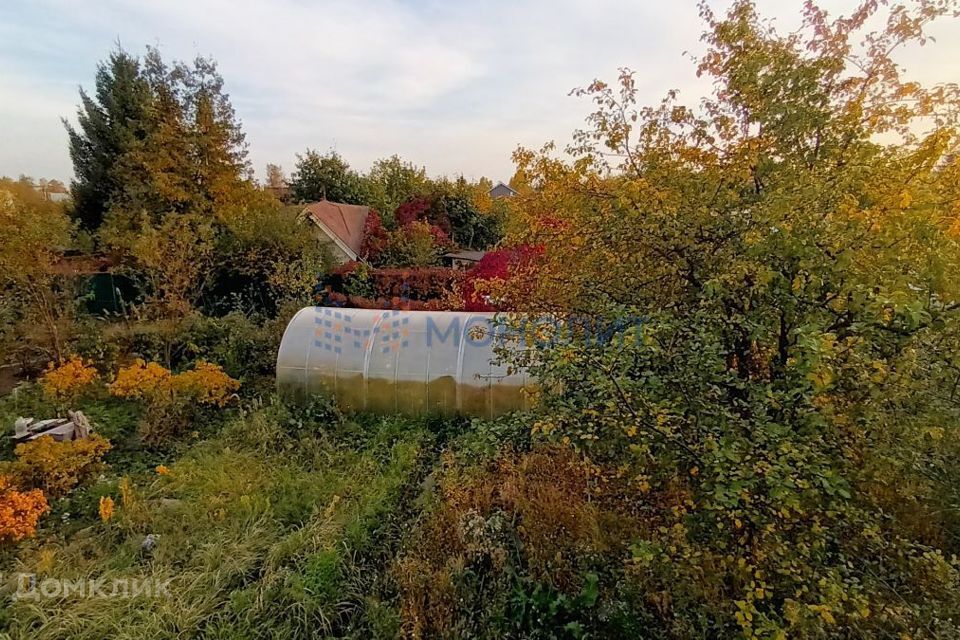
left=276, top=307, right=534, bottom=417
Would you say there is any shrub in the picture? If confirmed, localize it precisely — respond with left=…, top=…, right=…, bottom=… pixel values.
left=359, top=210, right=390, bottom=263
left=175, top=312, right=280, bottom=379
left=323, top=292, right=452, bottom=311
left=0, top=178, right=77, bottom=365
left=39, top=356, right=99, bottom=402
left=110, top=359, right=239, bottom=443
left=330, top=263, right=463, bottom=304
left=111, top=359, right=238, bottom=405
left=126, top=212, right=217, bottom=318
left=214, top=200, right=333, bottom=315
left=170, top=361, right=241, bottom=407
left=109, top=359, right=172, bottom=400
left=461, top=246, right=542, bottom=311
left=12, top=434, right=112, bottom=497
left=69, top=319, right=122, bottom=374
left=395, top=446, right=622, bottom=638
left=381, top=221, right=453, bottom=267
left=0, top=474, right=49, bottom=543
left=341, top=260, right=377, bottom=299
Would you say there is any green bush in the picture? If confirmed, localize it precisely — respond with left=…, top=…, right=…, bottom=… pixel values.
left=108, top=312, right=279, bottom=384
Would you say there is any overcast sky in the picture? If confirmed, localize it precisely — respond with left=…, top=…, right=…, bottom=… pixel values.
left=2, top=0, right=959, bottom=184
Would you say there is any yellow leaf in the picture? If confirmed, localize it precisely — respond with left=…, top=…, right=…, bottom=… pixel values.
left=783, top=599, right=801, bottom=625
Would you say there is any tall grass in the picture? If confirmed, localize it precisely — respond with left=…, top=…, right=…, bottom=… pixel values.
left=4, top=405, right=428, bottom=640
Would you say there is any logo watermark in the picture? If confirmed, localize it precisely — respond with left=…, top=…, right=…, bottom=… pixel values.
left=313, top=307, right=644, bottom=353
left=314, top=308, right=410, bottom=354
left=7, top=573, right=172, bottom=600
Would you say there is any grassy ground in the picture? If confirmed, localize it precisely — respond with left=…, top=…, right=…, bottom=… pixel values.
left=0, top=391, right=455, bottom=639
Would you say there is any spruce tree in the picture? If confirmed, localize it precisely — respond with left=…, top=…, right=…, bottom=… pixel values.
left=64, top=47, right=151, bottom=230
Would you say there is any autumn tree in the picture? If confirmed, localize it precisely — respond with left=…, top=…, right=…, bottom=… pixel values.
left=67, top=45, right=250, bottom=239
left=105, top=46, right=250, bottom=231
left=289, top=149, right=367, bottom=205
left=265, top=163, right=286, bottom=190
left=364, top=155, right=430, bottom=222
left=379, top=220, right=453, bottom=267
left=500, top=0, right=960, bottom=636
left=66, top=45, right=273, bottom=319
left=215, top=197, right=333, bottom=313
left=426, top=175, right=506, bottom=248
left=130, top=213, right=216, bottom=317
left=0, top=178, right=75, bottom=363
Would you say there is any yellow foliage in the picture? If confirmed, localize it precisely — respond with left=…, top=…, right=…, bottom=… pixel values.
left=40, top=357, right=98, bottom=401
left=118, top=476, right=135, bottom=509
left=109, top=359, right=173, bottom=400
left=170, top=361, right=240, bottom=407
left=35, top=546, right=56, bottom=573
left=12, top=435, right=112, bottom=497
left=0, top=474, right=49, bottom=543
left=98, top=496, right=115, bottom=522
left=110, top=359, right=239, bottom=406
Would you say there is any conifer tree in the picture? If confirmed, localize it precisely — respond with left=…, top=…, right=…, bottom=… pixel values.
left=64, top=47, right=151, bottom=230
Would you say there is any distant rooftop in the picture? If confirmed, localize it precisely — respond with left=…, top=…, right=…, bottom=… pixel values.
left=443, top=250, right=487, bottom=262
left=301, top=200, right=371, bottom=259
left=488, top=182, right=518, bottom=199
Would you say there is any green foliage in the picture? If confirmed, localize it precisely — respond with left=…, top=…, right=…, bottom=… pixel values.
left=64, top=48, right=152, bottom=230
left=2, top=404, right=428, bottom=640
left=341, top=260, right=377, bottom=299
left=502, top=1, right=960, bottom=637
left=67, top=45, right=250, bottom=235
left=506, top=573, right=600, bottom=640
left=434, top=193, right=503, bottom=249
left=289, top=149, right=368, bottom=205
left=364, top=155, right=430, bottom=224
left=380, top=220, right=453, bottom=267
left=212, top=200, right=333, bottom=314
left=107, top=311, right=280, bottom=382
left=127, top=212, right=217, bottom=317
left=0, top=177, right=78, bottom=364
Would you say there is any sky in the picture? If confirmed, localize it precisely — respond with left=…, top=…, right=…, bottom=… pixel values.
left=2, top=0, right=959, bottom=185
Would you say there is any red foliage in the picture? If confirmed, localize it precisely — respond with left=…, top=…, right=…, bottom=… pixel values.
left=325, top=291, right=450, bottom=311
left=394, top=197, right=433, bottom=227
left=371, top=267, right=462, bottom=301
left=332, top=260, right=360, bottom=277
left=428, top=225, right=455, bottom=253
left=393, top=196, right=452, bottom=236
left=326, top=263, right=463, bottom=305
left=359, top=210, right=389, bottom=262
left=462, top=245, right=543, bottom=311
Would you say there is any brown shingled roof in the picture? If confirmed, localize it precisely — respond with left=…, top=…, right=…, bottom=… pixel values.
left=301, top=201, right=371, bottom=258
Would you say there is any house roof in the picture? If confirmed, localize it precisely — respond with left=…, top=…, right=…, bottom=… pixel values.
left=301, top=200, right=371, bottom=259
left=443, top=250, right=487, bottom=262
left=488, top=181, right=518, bottom=197
left=49, top=253, right=119, bottom=276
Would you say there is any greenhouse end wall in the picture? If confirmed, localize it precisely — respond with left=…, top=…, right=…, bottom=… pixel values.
left=276, top=307, right=534, bottom=418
